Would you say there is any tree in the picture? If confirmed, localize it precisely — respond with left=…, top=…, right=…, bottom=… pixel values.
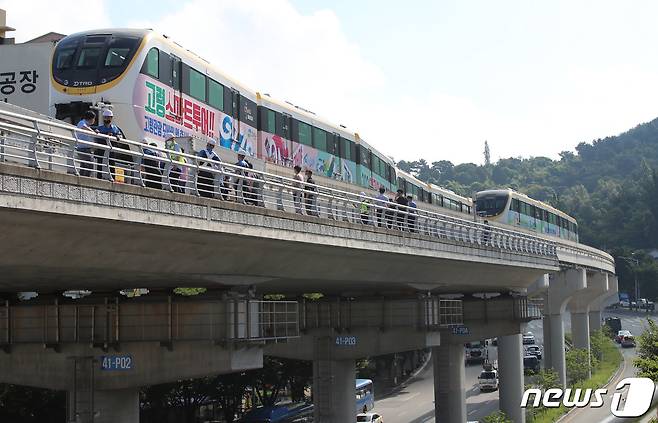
left=634, top=318, right=658, bottom=381
left=566, top=348, right=592, bottom=384
left=484, top=140, right=491, bottom=166
left=532, top=369, right=560, bottom=391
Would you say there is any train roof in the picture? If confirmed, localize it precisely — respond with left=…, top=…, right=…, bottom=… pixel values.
left=477, top=189, right=576, bottom=223
left=61, top=28, right=258, bottom=101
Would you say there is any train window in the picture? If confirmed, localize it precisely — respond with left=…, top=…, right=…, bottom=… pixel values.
left=511, top=198, right=520, bottom=212
left=76, top=47, right=102, bottom=69
left=298, top=121, right=312, bottom=146
left=360, top=146, right=371, bottom=169
left=328, top=134, right=340, bottom=156
left=55, top=47, right=76, bottom=70
left=276, top=113, right=290, bottom=139
left=157, top=51, right=171, bottom=85
left=371, top=155, right=380, bottom=176
left=339, top=137, right=350, bottom=160
left=208, top=79, right=224, bottom=111
left=266, top=109, right=276, bottom=133
left=313, top=127, right=327, bottom=152
left=187, top=67, right=206, bottom=102
left=105, top=47, right=131, bottom=68
left=239, top=96, right=257, bottom=127
left=222, top=87, right=233, bottom=115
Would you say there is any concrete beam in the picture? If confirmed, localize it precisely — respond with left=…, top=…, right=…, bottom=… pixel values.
left=0, top=342, right=261, bottom=391
left=266, top=328, right=441, bottom=361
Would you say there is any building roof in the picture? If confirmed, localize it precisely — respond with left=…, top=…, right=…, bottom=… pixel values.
left=26, top=32, right=66, bottom=44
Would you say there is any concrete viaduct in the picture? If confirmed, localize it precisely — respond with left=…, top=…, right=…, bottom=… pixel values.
left=0, top=104, right=617, bottom=422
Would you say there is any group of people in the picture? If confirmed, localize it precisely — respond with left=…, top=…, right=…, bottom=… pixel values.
left=365, top=187, right=418, bottom=232
left=76, top=109, right=128, bottom=179
left=292, top=165, right=318, bottom=216
left=75, top=111, right=419, bottom=223
left=75, top=112, right=261, bottom=205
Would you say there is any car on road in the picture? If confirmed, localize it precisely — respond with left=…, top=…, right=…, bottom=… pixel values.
left=621, top=335, right=636, bottom=348
left=478, top=369, right=499, bottom=391
left=525, top=345, right=542, bottom=359
left=523, top=355, right=540, bottom=374
left=522, top=332, right=536, bottom=345
left=465, top=341, right=486, bottom=364
left=357, top=412, right=383, bottom=423
left=620, top=300, right=630, bottom=308
left=615, top=330, right=632, bottom=343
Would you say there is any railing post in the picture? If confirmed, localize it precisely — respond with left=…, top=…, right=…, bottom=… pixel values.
left=31, top=120, right=41, bottom=169
left=102, top=138, right=113, bottom=182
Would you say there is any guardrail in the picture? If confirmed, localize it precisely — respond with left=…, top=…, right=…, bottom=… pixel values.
left=0, top=103, right=613, bottom=267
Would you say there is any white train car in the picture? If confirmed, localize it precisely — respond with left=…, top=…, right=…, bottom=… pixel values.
left=475, top=189, right=578, bottom=242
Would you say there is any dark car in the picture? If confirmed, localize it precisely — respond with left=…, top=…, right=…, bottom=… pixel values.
left=523, top=355, right=540, bottom=374
left=525, top=345, right=542, bottom=360
left=605, top=317, right=622, bottom=335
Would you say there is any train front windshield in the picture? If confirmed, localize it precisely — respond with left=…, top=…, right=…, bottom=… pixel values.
left=52, top=33, right=142, bottom=89
left=475, top=192, right=510, bottom=217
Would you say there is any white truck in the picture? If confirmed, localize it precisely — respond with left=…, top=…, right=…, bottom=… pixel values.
left=478, top=361, right=499, bottom=391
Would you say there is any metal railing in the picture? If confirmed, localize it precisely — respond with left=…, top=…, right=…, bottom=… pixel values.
left=0, top=103, right=613, bottom=266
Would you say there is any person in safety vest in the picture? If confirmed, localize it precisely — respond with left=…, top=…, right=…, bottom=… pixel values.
left=163, top=132, right=187, bottom=193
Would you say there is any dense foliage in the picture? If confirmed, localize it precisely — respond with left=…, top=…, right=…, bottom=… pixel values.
left=399, top=118, right=658, bottom=296
left=634, top=318, right=658, bottom=381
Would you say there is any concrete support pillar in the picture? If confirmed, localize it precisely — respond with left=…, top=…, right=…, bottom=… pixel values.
left=313, top=359, right=356, bottom=422
left=545, top=268, right=587, bottom=388
left=549, top=313, right=567, bottom=388
left=542, top=310, right=552, bottom=369
left=571, top=312, right=590, bottom=350
left=571, top=311, right=591, bottom=379
left=588, top=308, right=602, bottom=332
left=433, top=344, right=466, bottom=423
left=498, top=334, right=525, bottom=423
left=69, top=388, right=139, bottom=423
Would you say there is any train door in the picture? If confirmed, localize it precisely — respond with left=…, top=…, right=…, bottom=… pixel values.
left=170, top=54, right=183, bottom=125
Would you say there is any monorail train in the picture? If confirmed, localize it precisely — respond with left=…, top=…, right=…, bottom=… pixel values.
left=475, top=189, right=578, bottom=242
left=47, top=28, right=576, bottom=240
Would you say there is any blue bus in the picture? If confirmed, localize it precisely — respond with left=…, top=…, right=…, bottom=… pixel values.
left=356, top=379, right=375, bottom=414
left=241, top=379, right=375, bottom=422
left=239, top=402, right=313, bottom=423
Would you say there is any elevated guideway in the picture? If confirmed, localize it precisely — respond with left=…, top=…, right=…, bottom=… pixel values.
left=0, top=102, right=618, bottom=423
left=0, top=102, right=613, bottom=296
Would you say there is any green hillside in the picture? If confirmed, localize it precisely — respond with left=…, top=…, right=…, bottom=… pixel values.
left=398, top=118, right=658, bottom=298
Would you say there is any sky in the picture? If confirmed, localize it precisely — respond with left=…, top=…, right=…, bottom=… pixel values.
left=2, top=0, right=658, bottom=165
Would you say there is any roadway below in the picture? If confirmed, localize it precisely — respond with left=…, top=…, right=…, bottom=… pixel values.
left=375, top=309, right=652, bottom=423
